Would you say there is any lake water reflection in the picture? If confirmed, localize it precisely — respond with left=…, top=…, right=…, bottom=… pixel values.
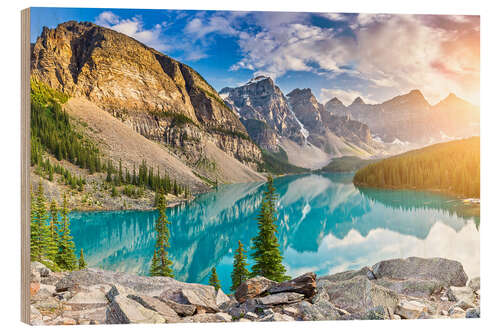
left=70, top=173, right=479, bottom=293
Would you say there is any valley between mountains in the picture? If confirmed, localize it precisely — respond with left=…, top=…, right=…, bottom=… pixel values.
left=30, top=20, right=480, bottom=210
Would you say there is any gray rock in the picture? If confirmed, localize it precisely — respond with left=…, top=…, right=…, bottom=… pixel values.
left=105, top=284, right=136, bottom=302
left=159, top=299, right=196, bottom=317
left=373, top=278, right=446, bottom=297
left=372, top=257, right=468, bottom=287
left=31, top=262, right=51, bottom=278
left=282, top=306, right=299, bottom=318
left=234, top=276, right=278, bottom=303
left=30, top=305, right=43, bottom=325
left=66, top=288, right=108, bottom=309
left=180, top=312, right=232, bottom=323
left=296, top=300, right=341, bottom=321
left=65, top=268, right=178, bottom=296
left=311, top=287, right=330, bottom=304
left=448, top=306, right=466, bottom=318
left=243, top=312, right=259, bottom=320
left=394, top=300, right=428, bottom=319
left=179, top=287, right=219, bottom=313
left=55, top=276, right=79, bottom=293
left=106, top=294, right=165, bottom=324
left=31, top=288, right=54, bottom=302
left=318, top=276, right=399, bottom=315
left=465, top=307, right=480, bottom=318
left=256, top=292, right=304, bottom=306
left=266, top=313, right=294, bottom=321
left=268, top=272, right=317, bottom=298
left=127, top=294, right=181, bottom=323
left=468, top=277, right=480, bottom=292
left=454, top=300, right=474, bottom=311
left=319, top=266, right=374, bottom=283
left=215, top=288, right=230, bottom=306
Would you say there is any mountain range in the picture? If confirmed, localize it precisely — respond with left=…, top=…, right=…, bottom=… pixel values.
left=31, top=20, right=480, bottom=177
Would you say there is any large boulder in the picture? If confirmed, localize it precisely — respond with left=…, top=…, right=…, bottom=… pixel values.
left=234, top=276, right=278, bottom=303
left=372, top=257, right=468, bottom=287
left=64, top=269, right=177, bottom=296
left=268, top=272, right=317, bottom=298
left=373, top=278, right=446, bottom=298
left=106, top=294, right=165, bottom=324
left=318, top=276, right=399, bottom=315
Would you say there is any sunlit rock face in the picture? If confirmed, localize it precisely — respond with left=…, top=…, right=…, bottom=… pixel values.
left=70, top=173, right=479, bottom=293
left=31, top=21, right=262, bottom=168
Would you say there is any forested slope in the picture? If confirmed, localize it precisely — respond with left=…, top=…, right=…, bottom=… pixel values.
left=353, top=137, right=480, bottom=198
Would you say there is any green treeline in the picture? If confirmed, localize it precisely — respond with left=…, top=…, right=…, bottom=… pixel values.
left=353, top=137, right=480, bottom=198
left=30, top=79, right=191, bottom=200
left=31, top=79, right=103, bottom=173
left=106, top=159, right=191, bottom=199
left=30, top=183, right=83, bottom=272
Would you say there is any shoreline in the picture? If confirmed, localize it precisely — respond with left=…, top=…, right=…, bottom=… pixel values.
left=353, top=183, right=480, bottom=216
left=29, top=256, right=480, bottom=325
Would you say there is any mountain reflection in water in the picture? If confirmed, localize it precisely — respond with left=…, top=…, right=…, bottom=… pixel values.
left=70, top=173, right=479, bottom=293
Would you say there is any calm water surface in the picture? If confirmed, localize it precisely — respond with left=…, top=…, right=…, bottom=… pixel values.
left=70, top=173, right=480, bottom=293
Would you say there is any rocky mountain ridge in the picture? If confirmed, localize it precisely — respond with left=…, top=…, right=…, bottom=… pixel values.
left=31, top=21, right=262, bottom=173
left=30, top=256, right=480, bottom=325
left=325, top=90, right=479, bottom=144
left=221, top=77, right=379, bottom=168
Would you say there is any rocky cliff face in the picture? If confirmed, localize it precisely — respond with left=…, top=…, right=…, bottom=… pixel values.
left=219, top=76, right=305, bottom=148
left=325, top=90, right=479, bottom=144
left=221, top=78, right=379, bottom=165
left=31, top=21, right=262, bottom=169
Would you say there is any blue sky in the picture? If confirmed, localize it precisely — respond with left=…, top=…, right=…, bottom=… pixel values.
left=30, top=7, right=480, bottom=105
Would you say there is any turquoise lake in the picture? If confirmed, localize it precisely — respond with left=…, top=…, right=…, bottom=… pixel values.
left=69, top=173, right=480, bottom=293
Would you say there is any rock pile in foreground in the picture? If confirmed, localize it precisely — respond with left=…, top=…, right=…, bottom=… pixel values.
left=29, top=257, right=480, bottom=325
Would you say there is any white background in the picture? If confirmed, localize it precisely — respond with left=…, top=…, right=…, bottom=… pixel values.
left=1, top=0, right=498, bottom=331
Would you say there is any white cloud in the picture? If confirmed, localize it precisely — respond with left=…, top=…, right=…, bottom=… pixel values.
left=95, top=11, right=169, bottom=52
left=231, top=13, right=479, bottom=104
left=231, top=23, right=356, bottom=79
left=319, top=88, right=379, bottom=105
left=184, top=15, right=238, bottom=40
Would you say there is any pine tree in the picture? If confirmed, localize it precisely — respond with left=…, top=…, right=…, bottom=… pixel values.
left=250, top=176, right=289, bottom=282
left=56, top=193, right=77, bottom=270
left=231, top=240, right=250, bottom=291
left=31, top=183, right=50, bottom=262
left=150, top=192, right=174, bottom=277
left=208, top=267, right=221, bottom=291
left=78, top=248, right=87, bottom=269
left=46, top=200, right=60, bottom=261
left=149, top=249, right=160, bottom=276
